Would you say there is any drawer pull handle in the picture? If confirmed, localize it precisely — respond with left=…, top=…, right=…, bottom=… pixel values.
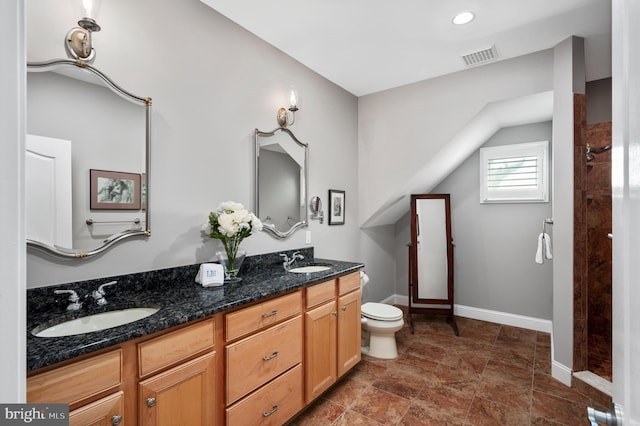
left=263, top=351, right=279, bottom=361
left=112, top=416, right=122, bottom=426
left=146, top=397, right=156, bottom=407
left=262, top=310, right=279, bottom=318
left=263, top=404, right=279, bottom=417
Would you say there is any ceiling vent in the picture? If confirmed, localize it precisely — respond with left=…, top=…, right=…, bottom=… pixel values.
left=461, top=45, right=498, bottom=67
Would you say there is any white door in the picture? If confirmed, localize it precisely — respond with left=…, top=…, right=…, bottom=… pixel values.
left=611, top=0, right=640, bottom=423
left=25, top=134, right=73, bottom=249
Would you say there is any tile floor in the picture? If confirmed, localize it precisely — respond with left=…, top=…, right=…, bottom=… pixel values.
left=290, top=312, right=611, bottom=425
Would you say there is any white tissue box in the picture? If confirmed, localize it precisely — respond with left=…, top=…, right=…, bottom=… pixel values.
left=195, top=263, right=225, bottom=287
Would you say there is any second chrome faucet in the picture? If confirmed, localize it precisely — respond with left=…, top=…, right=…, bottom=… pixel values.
left=279, top=251, right=305, bottom=271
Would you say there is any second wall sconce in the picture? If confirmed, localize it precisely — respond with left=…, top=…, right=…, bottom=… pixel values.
left=65, top=0, right=102, bottom=63
left=277, top=86, right=299, bottom=127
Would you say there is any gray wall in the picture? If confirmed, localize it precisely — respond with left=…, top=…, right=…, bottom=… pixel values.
left=394, top=123, right=554, bottom=320
left=26, top=0, right=361, bottom=287
left=586, top=77, right=612, bottom=123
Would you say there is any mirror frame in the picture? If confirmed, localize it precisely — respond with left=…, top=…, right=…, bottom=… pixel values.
left=408, top=193, right=458, bottom=335
left=26, top=59, right=152, bottom=259
left=254, top=127, right=308, bottom=239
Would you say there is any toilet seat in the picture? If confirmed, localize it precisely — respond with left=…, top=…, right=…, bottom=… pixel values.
left=361, top=302, right=403, bottom=321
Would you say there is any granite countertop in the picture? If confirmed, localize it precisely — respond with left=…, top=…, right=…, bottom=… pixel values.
left=27, top=252, right=363, bottom=372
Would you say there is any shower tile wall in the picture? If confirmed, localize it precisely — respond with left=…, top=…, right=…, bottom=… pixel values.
left=585, top=122, right=612, bottom=380
left=573, top=94, right=589, bottom=372
left=573, top=90, right=613, bottom=381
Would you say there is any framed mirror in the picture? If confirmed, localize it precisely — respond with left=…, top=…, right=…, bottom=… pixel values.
left=408, top=194, right=458, bottom=335
left=254, top=127, right=308, bottom=238
left=26, top=59, right=151, bottom=258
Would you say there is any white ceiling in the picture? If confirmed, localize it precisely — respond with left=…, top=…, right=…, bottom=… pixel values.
left=200, top=0, right=611, bottom=96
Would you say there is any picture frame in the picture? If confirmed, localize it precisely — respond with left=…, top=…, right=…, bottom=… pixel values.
left=90, top=169, right=141, bottom=210
left=328, top=189, right=345, bottom=225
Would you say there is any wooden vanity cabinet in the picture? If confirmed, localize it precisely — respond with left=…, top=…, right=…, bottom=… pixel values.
left=27, top=270, right=362, bottom=426
left=27, top=349, right=126, bottom=426
left=137, top=318, right=217, bottom=426
left=223, top=289, right=304, bottom=425
left=304, top=272, right=361, bottom=404
left=27, top=317, right=220, bottom=426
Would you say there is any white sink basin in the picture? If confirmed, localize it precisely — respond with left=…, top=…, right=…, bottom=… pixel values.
left=32, top=307, right=159, bottom=338
left=288, top=265, right=332, bottom=273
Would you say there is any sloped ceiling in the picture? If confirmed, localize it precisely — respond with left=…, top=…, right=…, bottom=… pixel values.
left=361, top=91, right=554, bottom=227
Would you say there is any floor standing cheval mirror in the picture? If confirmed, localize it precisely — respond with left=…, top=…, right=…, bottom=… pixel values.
left=409, top=194, right=459, bottom=335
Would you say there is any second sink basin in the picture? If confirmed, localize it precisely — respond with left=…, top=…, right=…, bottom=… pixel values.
left=288, top=265, right=332, bottom=273
left=32, top=307, right=159, bottom=338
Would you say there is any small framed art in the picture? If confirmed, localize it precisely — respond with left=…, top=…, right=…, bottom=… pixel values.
left=328, top=189, right=345, bottom=225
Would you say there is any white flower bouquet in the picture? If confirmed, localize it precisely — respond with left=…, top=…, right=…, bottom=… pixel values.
left=203, top=201, right=263, bottom=279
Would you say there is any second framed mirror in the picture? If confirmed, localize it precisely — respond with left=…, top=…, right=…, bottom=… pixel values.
left=409, top=193, right=458, bottom=335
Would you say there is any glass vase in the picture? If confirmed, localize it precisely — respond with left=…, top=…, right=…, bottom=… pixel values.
left=217, top=249, right=246, bottom=283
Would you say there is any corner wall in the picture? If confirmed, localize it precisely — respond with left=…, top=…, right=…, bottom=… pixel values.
left=551, top=36, right=585, bottom=385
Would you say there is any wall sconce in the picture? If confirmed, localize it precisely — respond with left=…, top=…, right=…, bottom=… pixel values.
left=276, top=86, right=299, bottom=127
left=65, top=0, right=102, bottom=62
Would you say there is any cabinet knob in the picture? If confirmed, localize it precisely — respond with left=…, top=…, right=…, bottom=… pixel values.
left=111, top=415, right=122, bottom=426
left=146, top=397, right=156, bottom=407
left=332, top=311, right=338, bottom=316
left=263, top=404, right=279, bottom=417
left=262, top=351, right=279, bottom=361
left=341, top=306, right=347, bottom=311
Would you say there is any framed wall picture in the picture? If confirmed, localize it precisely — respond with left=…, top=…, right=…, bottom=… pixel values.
left=328, top=189, right=345, bottom=225
left=90, top=169, right=141, bottom=210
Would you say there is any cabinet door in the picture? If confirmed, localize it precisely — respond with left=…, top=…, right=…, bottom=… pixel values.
left=69, top=391, right=124, bottom=426
left=304, top=300, right=337, bottom=403
left=139, top=352, right=215, bottom=426
left=337, top=289, right=361, bottom=377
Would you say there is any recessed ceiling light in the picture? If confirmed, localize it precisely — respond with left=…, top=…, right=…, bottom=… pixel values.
left=452, top=11, right=475, bottom=25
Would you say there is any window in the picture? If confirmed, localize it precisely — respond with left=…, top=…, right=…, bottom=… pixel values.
left=479, top=141, right=549, bottom=203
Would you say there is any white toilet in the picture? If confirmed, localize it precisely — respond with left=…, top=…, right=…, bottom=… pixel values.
left=360, top=272, right=405, bottom=359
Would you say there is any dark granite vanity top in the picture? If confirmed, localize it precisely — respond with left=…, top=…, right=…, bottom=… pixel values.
left=27, top=248, right=363, bottom=372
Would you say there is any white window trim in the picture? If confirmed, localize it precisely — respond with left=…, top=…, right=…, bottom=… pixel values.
left=479, top=140, right=549, bottom=203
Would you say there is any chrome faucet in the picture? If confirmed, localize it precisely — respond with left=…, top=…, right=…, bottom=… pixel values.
left=279, top=252, right=305, bottom=271
left=54, top=289, right=82, bottom=311
left=92, top=280, right=118, bottom=306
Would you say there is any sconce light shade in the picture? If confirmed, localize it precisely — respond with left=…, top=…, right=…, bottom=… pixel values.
left=277, top=86, right=300, bottom=127
left=65, top=0, right=102, bottom=62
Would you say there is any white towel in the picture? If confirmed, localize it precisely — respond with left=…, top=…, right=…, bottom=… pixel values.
left=535, top=233, right=553, bottom=264
left=536, top=233, right=544, bottom=264
left=543, top=232, right=552, bottom=259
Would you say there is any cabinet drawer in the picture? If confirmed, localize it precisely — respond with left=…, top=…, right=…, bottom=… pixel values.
left=138, top=319, right=215, bottom=378
left=69, top=391, right=124, bottom=426
left=226, top=364, right=304, bottom=426
left=225, top=290, right=301, bottom=341
left=338, top=271, right=360, bottom=295
left=27, top=349, right=122, bottom=406
left=226, top=316, right=302, bottom=405
left=305, top=279, right=336, bottom=308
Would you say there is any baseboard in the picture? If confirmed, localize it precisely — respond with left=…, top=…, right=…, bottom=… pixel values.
left=382, top=295, right=552, bottom=333
left=454, top=304, right=553, bottom=333
left=552, top=360, right=573, bottom=386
